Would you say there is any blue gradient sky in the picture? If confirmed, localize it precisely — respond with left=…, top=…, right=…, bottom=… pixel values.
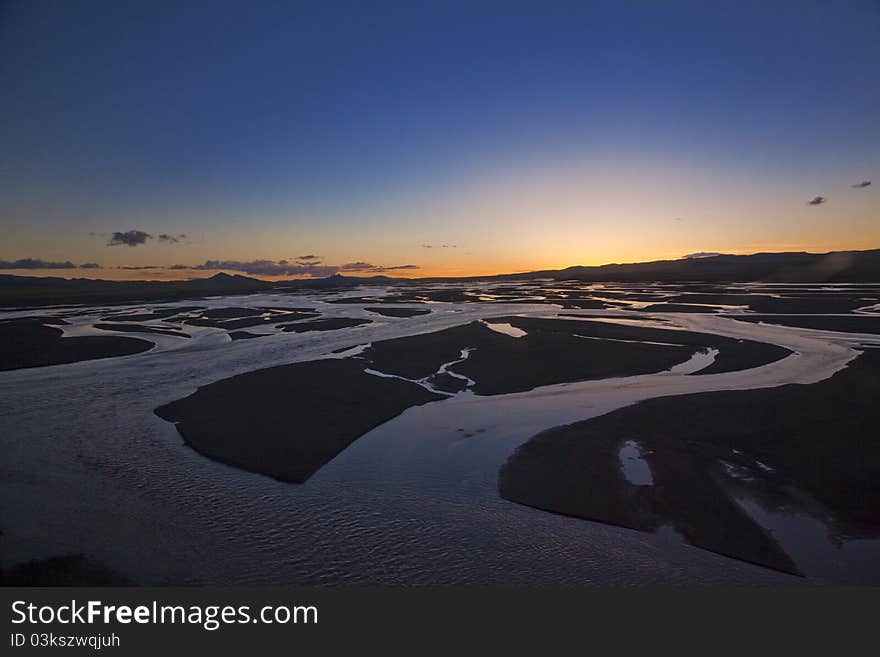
left=1, top=0, right=878, bottom=278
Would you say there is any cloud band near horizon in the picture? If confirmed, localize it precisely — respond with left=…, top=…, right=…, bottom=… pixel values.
left=0, top=257, right=421, bottom=277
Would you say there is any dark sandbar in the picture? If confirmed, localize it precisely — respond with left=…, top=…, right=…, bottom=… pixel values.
left=182, top=307, right=318, bottom=329
left=364, top=306, right=431, bottom=318
left=638, top=303, right=724, bottom=313
left=728, top=314, right=880, bottom=335
left=0, top=318, right=153, bottom=371
left=100, top=306, right=204, bottom=322
left=494, top=317, right=792, bottom=377
left=277, top=317, right=372, bottom=332
left=363, top=320, right=693, bottom=395
left=155, top=359, right=443, bottom=482
left=228, top=330, right=266, bottom=340
left=500, top=350, right=880, bottom=574
left=94, top=322, right=190, bottom=338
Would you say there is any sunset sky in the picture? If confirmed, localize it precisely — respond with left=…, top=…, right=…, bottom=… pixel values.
left=1, top=1, right=878, bottom=280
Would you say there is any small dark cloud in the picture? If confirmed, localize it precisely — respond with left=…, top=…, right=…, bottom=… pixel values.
left=108, top=230, right=152, bottom=246
left=168, top=264, right=190, bottom=270
left=338, top=261, right=375, bottom=271
left=0, top=258, right=77, bottom=270
left=807, top=196, right=827, bottom=206
left=682, top=252, right=724, bottom=260
left=118, top=265, right=160, bottom=270
left=79, top=262, right=102, bottom=269
left=421, top=243, right=457, bottom=249
left=157, top=233, right=187, bottom=244
left=851, top=181, right=872, bottom=189
left=295, top=255, right=324, bottom=266
left=340, top=262, right=419, bottom=273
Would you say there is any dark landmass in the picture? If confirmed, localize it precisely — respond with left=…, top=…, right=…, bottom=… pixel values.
left=2, top=314, right=70, bottom=325
left=100, top=306, right=204, bottom=322
left=0, top=554, right=135, bottom=586
left=425, top=371, right=470, bottom=393
left=583, top=291, right=671, bottom=301
left=363, top=323, right=495, bottom=379
left=362, top=317, right=786, bottom=395
left=663, top=293, right=872, bottom=314
left=94, top=322, right=190, bottom=338
left=0, top=318, right=153, bottom=371
left=155, top=359, right=444, bottom=482
left=277, top=317, right=372, bottom=332
left=182, top=307, right=317, bottom=330
left=638, top=303, right=724, bottom=313
left=331, top=344, right=365, bottom=353
left=497, top=249, right=880, bottom=283
left=194, top=307, right=266, bottom=319
left=364, top=306, right=431, bottom=317
left=0, top=272, right=268, bottom=308
left=495, top=317, right=791, bottom=377
left=500, top=350, right=880, bottom=574
left=324, top=295, right=414, bottom=305
left=559, top=313, right=667, bottom=321
left=728, top=315, right=880, bottom=335
left=455, top=323, right=690, bottom=395
left=278, top=273, right=398, bottom=289
left=555, top=299, right=620, bottom=309
left=228, top=330, right=266, bottom=340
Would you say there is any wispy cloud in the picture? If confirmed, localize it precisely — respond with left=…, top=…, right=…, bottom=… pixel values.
left=807, top=196, right=827, bottom=206
left=158, top=233, right=187, bottom=243
left=421, top=243, right=457, bottom=249
left=851, top=180, right=872, bottom=189
left=682, top=252, right=724, bottom=259
left=170, top=259, right=423, bottom=277
left=107, top=230, right=152, bottom=246
left=339, top=262, right=420, bottom=273
left=377, top=264, right=420, bottom=271
left=105, top=230, right=187, bottom=246
left=0, top=258, right=77, bottom=269
left=295, top=254, right=324, bottom=266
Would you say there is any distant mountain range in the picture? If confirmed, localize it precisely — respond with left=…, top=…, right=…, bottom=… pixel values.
left=2, top=249, right=879, bottom=307
left=492, top=248, right=880, bottom=283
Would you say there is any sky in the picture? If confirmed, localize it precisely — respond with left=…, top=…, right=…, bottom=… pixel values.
left=1, top=0, right=879, bottom=280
